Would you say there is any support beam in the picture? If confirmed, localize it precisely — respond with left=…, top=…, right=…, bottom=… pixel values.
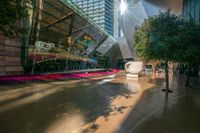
left=44, top=0, right=70, bottom=17
left=68, top=14, right=75, bottom=35
left=36, top=7, right=72, bottom=29
left=72, top=25, right=90, bottom=34
left=44, top=0, right=86, bottom=29
left=46, top=12, right=74, bottom=28
left=89, top=36, right=107, bottom=57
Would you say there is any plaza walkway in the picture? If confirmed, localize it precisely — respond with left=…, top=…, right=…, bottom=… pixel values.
left=0, top=72, right=199, bottom=133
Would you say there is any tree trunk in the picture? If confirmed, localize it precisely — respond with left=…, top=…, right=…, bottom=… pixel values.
left=186, top=74, right=190, bottom=87
left=165, top=60, right=169, bottom=91
left=185, top=64, right=191, bottom=88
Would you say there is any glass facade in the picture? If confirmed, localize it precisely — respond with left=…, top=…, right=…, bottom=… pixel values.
left=182, top=0, right=200, bottom=23
left=24, top=0, right=117, bottom=74
left=72, top=0, right=114, bottom=35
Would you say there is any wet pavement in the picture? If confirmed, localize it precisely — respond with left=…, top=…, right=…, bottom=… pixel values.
left=0, top=72, right=199, bottom=133
left=131, top=92, right=200, bottom=133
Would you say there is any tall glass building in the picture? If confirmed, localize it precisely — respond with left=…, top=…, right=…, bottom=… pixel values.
left=182, top=0, right=200, bottom=23
left=72, top=0, right=114, bottom=35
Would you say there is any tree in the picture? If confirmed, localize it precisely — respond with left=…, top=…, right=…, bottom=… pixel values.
left=177, top=20, right=200, bottom=87
left=0, top=0, right=32, bottom=38
left=134, top=10, right=183, bottom=93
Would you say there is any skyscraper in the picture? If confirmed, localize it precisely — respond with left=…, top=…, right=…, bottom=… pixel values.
left=72, top=0, right=114, bottom=35
left=113, top=0, right=121, bottom=38
left=182, top=0, right=200, bottom=24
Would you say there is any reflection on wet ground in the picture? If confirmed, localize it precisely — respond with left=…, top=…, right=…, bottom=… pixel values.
left=0, top=73, right=199, bottom=133
left=132, top=92, right=200, bottom=133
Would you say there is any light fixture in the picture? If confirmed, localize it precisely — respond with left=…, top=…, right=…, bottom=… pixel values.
left=67, top=36, right=72, bottom=45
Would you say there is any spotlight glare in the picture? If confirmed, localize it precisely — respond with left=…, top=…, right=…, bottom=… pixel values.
left=120, top=0, right=127, bottom=15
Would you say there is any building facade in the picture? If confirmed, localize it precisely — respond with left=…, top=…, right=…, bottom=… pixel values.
left=72, top=0, right=114, bottom=35
left=182, top=0, right=200, bottom=23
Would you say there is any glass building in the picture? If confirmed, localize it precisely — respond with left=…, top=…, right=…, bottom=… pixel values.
left=182, top=0, right=200, bottom=23
left=18, top=0, right=118, bottom=74
left=72, top=0, right=114, bottom=35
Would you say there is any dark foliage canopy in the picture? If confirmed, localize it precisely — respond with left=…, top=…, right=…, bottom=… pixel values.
left=134, top=10, right=200, bottom=65
left=134, top=10, right=183, bottom=62
left=177, top=20, right=200, bottom=65
left=0, top=0, right=32, bottom=38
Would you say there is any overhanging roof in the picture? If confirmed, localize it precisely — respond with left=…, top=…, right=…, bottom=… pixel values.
left=30, top=0, right=116, bottom=55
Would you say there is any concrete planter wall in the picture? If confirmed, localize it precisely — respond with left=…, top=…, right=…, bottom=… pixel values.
left=0, top=35, right=22, bottom=76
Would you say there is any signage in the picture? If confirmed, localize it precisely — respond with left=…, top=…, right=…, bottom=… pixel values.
left=35, top=41, right=55, bottom=51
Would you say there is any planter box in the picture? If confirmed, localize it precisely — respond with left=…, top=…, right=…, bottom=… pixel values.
left=0, top=35, right=22, bottom=76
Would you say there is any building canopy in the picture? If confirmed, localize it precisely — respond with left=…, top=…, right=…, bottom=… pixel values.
left=29, top=0, right=116, bottom=63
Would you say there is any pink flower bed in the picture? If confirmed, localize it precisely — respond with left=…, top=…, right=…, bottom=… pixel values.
left=0, top=69, right=120, bottom=83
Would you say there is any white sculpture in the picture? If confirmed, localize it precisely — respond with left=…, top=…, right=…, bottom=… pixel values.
left=35, top=41, right=55, bottom=51
left=125, top=61, right=143, bottom=79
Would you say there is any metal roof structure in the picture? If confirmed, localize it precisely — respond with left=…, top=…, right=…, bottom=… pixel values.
left=29, top=0, right=117, bottom=59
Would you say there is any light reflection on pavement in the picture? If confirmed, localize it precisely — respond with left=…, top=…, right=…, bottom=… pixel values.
left=0, top=73, right=199, bottom=133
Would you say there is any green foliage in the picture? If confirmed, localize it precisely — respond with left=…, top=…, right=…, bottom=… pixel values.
left=0, top=0, right=32, bottom=38
left=134, top=10, right=200, bottom=65
left=134, top=16, right=155, bottom=61
left=134, top=10, right=183, bottom=62
left=150, top=11, right=183, bottom=61
left=134, top=10, right=200, bottom=88
left=135, top=11, right=182, bottom=61
left=178, top=20, right=200, bottom=65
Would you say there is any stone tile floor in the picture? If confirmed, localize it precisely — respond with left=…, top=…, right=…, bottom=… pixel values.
left=0, top=72, right=199, bottom=133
